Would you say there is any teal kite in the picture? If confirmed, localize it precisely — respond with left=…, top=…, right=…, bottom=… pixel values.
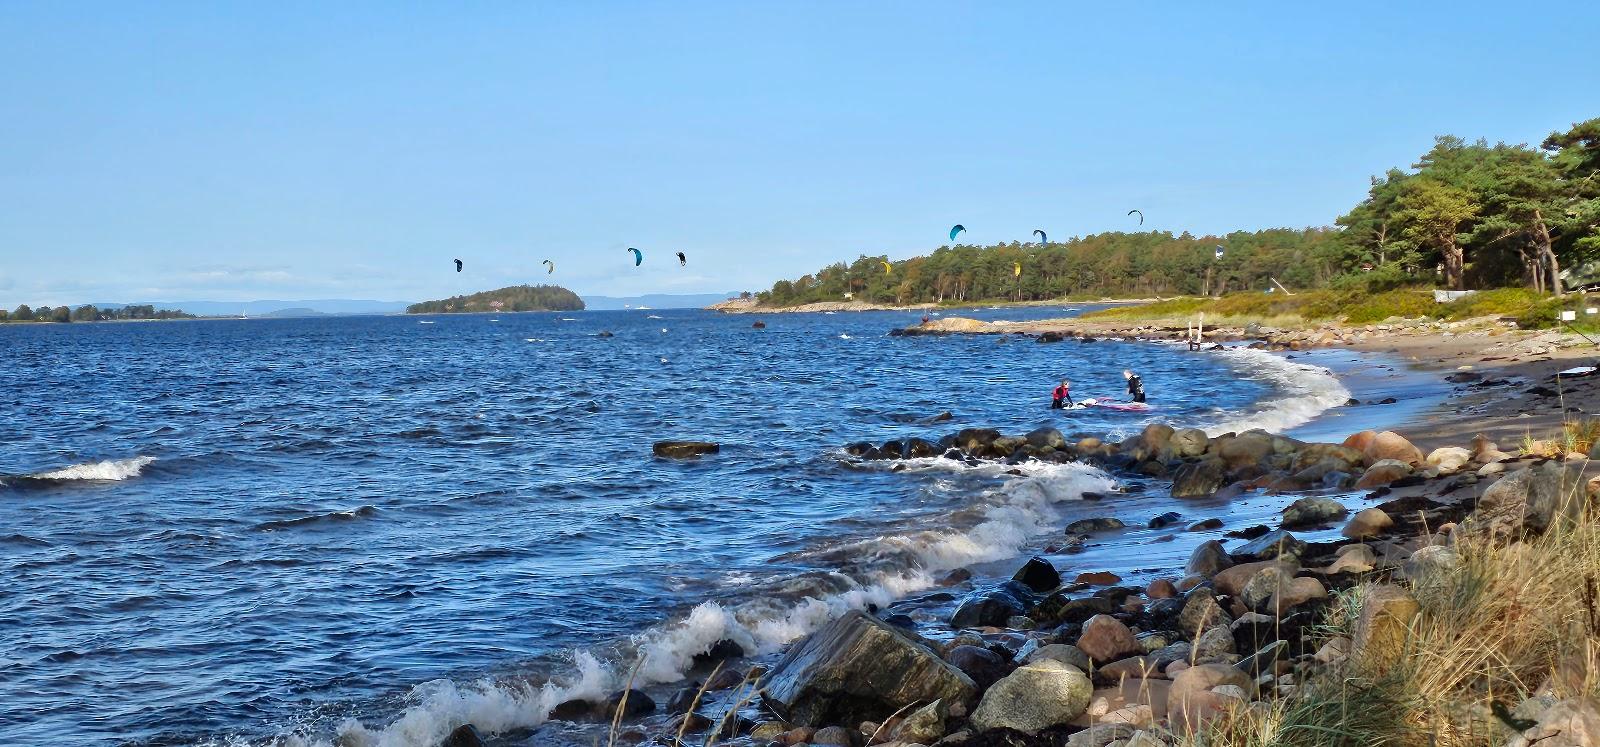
left=628, top=248, right=643, bottom=266
left=949, top=224, right=966, bottom=241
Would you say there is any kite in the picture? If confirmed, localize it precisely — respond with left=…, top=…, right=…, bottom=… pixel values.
left=454, top=258, right=463, bottom=272
left=1013, top=261, right=1022, bottom=278
left=628, top=248, right=643, bottom=266
left=1127, top=209, right=1144, bottom=225
left=677, top=251, right=687, bottom=267
left=542, top=259, right=555, bottom=274
left=949, top=224, right=966, bottom=242
left=1033, top=229, right=1047, bottom=244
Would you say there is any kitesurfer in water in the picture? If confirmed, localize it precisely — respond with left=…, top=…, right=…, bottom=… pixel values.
left=1123, top=370, right=1146, bottom=403
left=1051, top=379, right=1072, bottom=409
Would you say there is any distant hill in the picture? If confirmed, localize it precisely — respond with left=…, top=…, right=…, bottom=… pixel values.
left=256, top=307, right=330, bottom=318
left=92, top=299, right=411, bottom=316
left=582, top=292, right=741, bottom=310
left=407, top=285, right=584, bottom=314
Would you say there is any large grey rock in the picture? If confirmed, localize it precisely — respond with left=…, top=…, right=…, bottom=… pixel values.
left=1279, top=496, right=1347, bottom=529
left=1023, top=643, right=1091, bottom=671
left=1026, top=427, right=1068, bottom=450
left=950, top=581, right=1038, bottom=628
left=761, top=611, right=977, bottom=727
left=1167, top=428, right=1210, bottom=459
left=1185, top=540, right=1233, bottom=578
left=1230, top=530, right=1306, bottom=561
left=891, top=698, right=949, bottom=745
left=1171, top=460, right=1227, bottom=498
left=1177, top=587, right=1233, bottom=637
left=1013, top=557, right=1061, bottom=593
left=969, top=659, right=1092, bottom=735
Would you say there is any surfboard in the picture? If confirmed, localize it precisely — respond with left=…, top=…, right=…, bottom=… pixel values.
left=1078, top=398, right=1152, bottom=412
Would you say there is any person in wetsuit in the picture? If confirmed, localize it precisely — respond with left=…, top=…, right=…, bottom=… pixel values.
left=1123, top=369, right=1146, bottom=403
left=1050, top=379, right=1072, bottom=409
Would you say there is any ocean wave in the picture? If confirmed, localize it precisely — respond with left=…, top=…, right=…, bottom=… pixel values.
left=1200, top=346, right=1351, bottom=436
left=5, top=456, right=157, bottom=486
left=254, top=506, right=380, bottom=532
left=327, top=461, right=1114, bottom=747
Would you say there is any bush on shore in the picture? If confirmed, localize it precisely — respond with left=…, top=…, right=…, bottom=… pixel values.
left=1083, top=287, right=1576, bottom=329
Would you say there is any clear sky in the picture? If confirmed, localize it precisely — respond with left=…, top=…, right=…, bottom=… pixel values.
left=2, top=2, right=1597, bottom=307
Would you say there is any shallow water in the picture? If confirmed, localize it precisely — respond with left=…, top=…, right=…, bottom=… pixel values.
left=1, top=308, right=1367, bottom=746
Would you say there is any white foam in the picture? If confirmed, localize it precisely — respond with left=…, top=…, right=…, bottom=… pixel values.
left=32, top=456, right=156, bottom=481
left=329, top=461, right=1114, bottom=746
left=1201, top=346, right=1351, bottom=436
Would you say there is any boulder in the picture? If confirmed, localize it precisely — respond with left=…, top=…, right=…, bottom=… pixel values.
left=1289, top=443, right=1365, bottom=473
left=761, top=611, right=977, bottom=727
left=1213, top=560, right=1294, bottom=597
left=1230, top=530, right=1305, bottom=561
left=1149, top=511, right=1184, bottom=529
left=1013, top=557, right=1062, bottom=593
left=1349, top=584, right=1419, bottom=673
left=653, top=441, right=720, bottom=458
left=950, top=581, right=1037, bottom=629
left=1185, top=540, right=1234, bottom=578
left=1279, top=496, right=1348, bottom=529
left=1191, top=626, right=1235, bottom=661
left=1074, top=571, right=1122, bottom=586
left=1341, top=508, right=1394, bottom=540
left=944, top=645, right=1008, bottom=689
left=1135, top=423, right=1176, bottom=460
left=441, top=724, right=486, bottom=747
left=1076, top=615, right=1142, bottom=663
left=1168, top=428, right=1210, bottom=459
left=1238, top=565, right=1293, bottom=611
left=1177, top=588, right=1233, bottom=637
left=1066, top=517, right=1126, bottom=534
left=1167, top=664, right=1251, bottom=733
left=811, top=725, right=854, bottom=746
left=1341, top=430, right=1378, bottom=454
left=890, top=698, right=948, bottom=745
left=1426, top=446, right=1472, bottom=473
left=1362, top=431, right=1424, bottom=466
left=1354, top=460, right=1412, bottom=489
left=1218, top=431, right=1275, bottom=470
left=1170, top=460, right=1227, bottom=498
left=969, top=659, right=1093, bottom=735
left=1034, top=593, right=1113, bottom=626
left=1023, top=643, right=1091, bottom=672
left=1146, top=579, right=1178, bottom=599
left=1323, top=544, right=1376, bottom=574
left=1471, top=462, right=1590, bottom=537
left=1266, top=577, right=1327, bottom=613
left=1026, top=427, right=1067, bottom=450
left=1400, top=545, right=1460, bottom=582
left=606, top=689, right=656, bottom=718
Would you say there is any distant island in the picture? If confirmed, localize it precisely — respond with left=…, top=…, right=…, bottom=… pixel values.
left=1, top=303, right=194, bottom=324
left=406, top=284, right=585, bottom=314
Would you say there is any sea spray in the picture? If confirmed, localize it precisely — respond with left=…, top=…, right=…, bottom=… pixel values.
left=335, top=461, right=1115, bottom=746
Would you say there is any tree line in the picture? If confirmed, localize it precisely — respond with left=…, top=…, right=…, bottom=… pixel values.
left=406, top=284, right=585, bottom=314
left=757, top=116, right=1600, bottom=306
left=0, top=304, right=194, bottom=323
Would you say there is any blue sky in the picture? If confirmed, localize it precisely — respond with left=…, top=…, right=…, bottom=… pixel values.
left=2, top=2, right=1596, bottom=306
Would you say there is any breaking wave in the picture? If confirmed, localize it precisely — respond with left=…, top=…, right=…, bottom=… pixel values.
left=321, top=461, right=1114, bottom=747
left=1200, top=346, right=1351, bottom=436
left=3, top=456, right=157, bottom=488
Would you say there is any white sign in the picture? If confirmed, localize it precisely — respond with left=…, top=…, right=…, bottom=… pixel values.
left=1587, top=307, right=1597, bottom=315
left=1561, top=310, right=1577, bottom=321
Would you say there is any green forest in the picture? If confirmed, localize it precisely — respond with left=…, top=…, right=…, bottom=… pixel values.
left=406, top=284, right=585, bottom=314
left=757, top=117, right=1600, bottom=307
left=0, top=304, right=193, bottom=323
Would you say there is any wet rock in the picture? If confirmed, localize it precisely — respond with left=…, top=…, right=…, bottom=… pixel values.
left=1073, top=571, right=1122, bottom=586
left=1279, top=496, right=1347, bottom=529
left=1013, top=557, right=1062, bottom=593
left=891, top=698, right=949, bottom=745
left=1218, top=431, right=1275, bottom=470
left=550, top=698, right=595, bottom=721
left=706, top=667, right=747, bottom=691
left=1065, top=517, right=1125, bottom=534
left=442, top=724, right=486, bottom=747
left=1146, top=579, right=1177, bottom=599
left=1148, top=511, right=1183, bottom=529
left=761, top=611, right=977, bottom=727
left=951, top=581, right=1038, bottom=629
left=1035, top=593, right=1113, bottom=626
left=695, top=638, right=747, bottom=665
left=969, top=659, right=1093, bottom=735
left=1023, top=643, right=1091, bottom=671
left=1184, top=540, right=1233, bottom=577
left=751, top=321, right=767, bottom=328
left=1186, top=518, right=1223, bottom=532
left=606, top=689, right=656, bottom=718
left=1170, top=460, right=1227, bottom=498
left=1355, top=459, right=1412, bottom=489
left=944, top=645, right=1008, bottom=690
left=653, top=441, right=720, bottom=459
left=1290, top=443, right=1366, bottom=473
left=1167, top=428, right=1210, bottom=459
left=1026, top=427, right=1067, bottom=450
left=1230, top=530, right=1305, bottom=562
left=1341, top=508, right=1394, bottom=539
left=1076, top=615, right=1142, bottom=663
left=940, top=568, right=974, bottom=586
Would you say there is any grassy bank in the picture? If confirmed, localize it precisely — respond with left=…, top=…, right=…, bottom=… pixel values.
left=1080, top=288, right=1596, bottom=331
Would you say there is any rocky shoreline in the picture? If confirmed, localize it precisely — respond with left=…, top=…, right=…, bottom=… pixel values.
left=442, top=410, right=1600, bottom=747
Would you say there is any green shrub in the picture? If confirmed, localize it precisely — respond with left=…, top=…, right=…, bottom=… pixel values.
left=1440, top=287, right=1546, bottom=320
left=1340, top=290, right=1436, bottom=324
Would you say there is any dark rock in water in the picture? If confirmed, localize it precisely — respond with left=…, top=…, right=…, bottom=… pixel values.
left=906, top=437, right=939, bottom=458
left=1025, top=427, right=1067, bottom=450
left=442, top=724, right=486, bottom=747
left=1230, top=529, right=1307, bottom=561
left=1280, top=496, right=1348, bottom=529
left=1080, top=491, right=1106, bottom=502
left=1170, top=459, right=1227, bottom=498
left=705, top=667, right=747, bottom=691
left=1376, top=397, right=1398, bottom=405
left=1148, top=511, right=1183, bottom=529
left=1033, top=591, right=1112, bottom=626
left=880, top=439, right=909, bottom=459
left=1012, top=557, right=1061, bottom=593
left=1187, top=518, right=1223, bottom=531
left=1065, top=517, right=1124, bottom=534
left=668, top=711, right=714, bottom=733
left=940, top=568, right=973, bottom=586
left=941, top=447, right=966, bottom=461
left=926, top=411, right=955, bottom=423
left=1445, top=371, right=1482, bottom=384
left=653, top=441, right=720, bottom=459
left=760, top=610, right=977, bottom=727
left=951, top=581, right=1039, bottom=628
left=606, top=689, right=656, bottom=718
left=1344, top=398, right=1361, bottom=406
left=752, top=321, right=767, bottom=328
left=845, top=441, right=876, bottom=457
left=597, top=331, right=615, bottom=338
left=1036, top=331, right=1066, bottom=343
left=1185, top=540, right=1233, bottom=577
left=695, top=638, right=746, bottom=665
left=883, top=613, right=917, bottom=631
left=1225, top=524, right=1271, bottom=540
left=666, top=684, right=703, bottom=715
left=944, top=644, right=1010, bottom=689
left=550, top=698, right=595, bottom=721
